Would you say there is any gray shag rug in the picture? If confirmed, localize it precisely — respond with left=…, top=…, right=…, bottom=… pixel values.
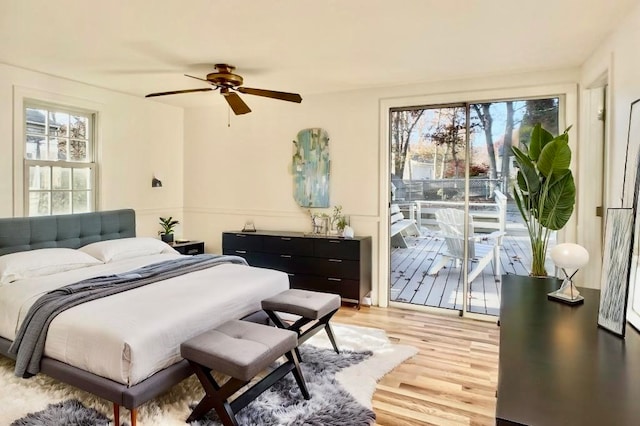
left=4, top=324, right=418, bottom=426
left=10, top=399, right=111, bottom=426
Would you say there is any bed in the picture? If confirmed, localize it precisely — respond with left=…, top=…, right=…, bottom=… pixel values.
left=0, top=209, right=290, bottom=426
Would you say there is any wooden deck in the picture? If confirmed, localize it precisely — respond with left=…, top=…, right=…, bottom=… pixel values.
left=390, top=228, right=551, bottom=316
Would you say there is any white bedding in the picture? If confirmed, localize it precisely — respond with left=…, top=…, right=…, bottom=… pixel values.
left=0, top=253, right=289, bottom=385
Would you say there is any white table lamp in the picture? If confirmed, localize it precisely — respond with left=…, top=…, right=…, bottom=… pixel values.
left=548, top=243, right=589, bottom=305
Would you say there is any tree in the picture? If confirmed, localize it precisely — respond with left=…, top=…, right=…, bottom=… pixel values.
left=500, top=101, right=514, bottom=192
left=519, top=98, right=559, bottom=145
left=472, top=103, right=498, bottom=180
left=426, top=107, right=467, bottom=178
left=391, top=110, right=424, bottom=179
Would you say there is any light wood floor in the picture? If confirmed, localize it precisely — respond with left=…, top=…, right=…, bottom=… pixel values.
left=334, top=305, right=500, bottom=426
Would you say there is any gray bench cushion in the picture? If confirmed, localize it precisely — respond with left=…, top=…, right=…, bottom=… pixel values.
left=261, top=289, right=341, bottom=319
left=180, top=320, right=297, bottom=382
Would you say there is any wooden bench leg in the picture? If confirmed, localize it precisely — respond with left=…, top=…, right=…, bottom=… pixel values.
left=113, top=403, right=119, bottom=426
left=130, top=408, right=137, bottom=426
left=113, top=403, right=136, bottom=426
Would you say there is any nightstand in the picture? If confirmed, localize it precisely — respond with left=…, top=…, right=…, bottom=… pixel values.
left=172, top=240, right=205, bottom=255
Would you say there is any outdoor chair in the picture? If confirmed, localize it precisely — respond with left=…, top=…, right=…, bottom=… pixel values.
left=428, top=208, right=504, bottom=283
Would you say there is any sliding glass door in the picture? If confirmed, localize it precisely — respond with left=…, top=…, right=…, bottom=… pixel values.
left=389, top=97, right=560, bottom=318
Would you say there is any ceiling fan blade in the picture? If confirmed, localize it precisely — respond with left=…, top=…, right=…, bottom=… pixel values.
left=145, top=88, right=213, bottom=98
left=184, top=74, right=212, bottom=84
left=223, top=91, right=252, bottom=115
left=237, top=87, right=302, bottom=103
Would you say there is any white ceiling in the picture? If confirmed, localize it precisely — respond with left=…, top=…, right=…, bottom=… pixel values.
left=0, top=0, right=637, bottom=108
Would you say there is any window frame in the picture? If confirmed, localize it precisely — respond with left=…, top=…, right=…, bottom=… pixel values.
left=376, top=83, right=578, bottom=310
left=20, top=99, right=98, bottom=216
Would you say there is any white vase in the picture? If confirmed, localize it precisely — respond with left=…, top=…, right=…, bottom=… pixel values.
left=342, top=226, right=354, bottom=238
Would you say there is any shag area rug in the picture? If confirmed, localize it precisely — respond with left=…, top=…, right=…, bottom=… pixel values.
left=2, top=324, right=417, bottom=426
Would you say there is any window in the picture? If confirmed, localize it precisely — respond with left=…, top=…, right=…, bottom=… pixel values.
left=390, top=97, right=560, bottom=201
left=24, top=103, right=96, bottom=216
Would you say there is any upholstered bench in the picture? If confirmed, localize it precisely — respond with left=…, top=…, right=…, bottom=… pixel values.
left=261, top=288, right=341, bottom=357
left=180, top=319, right=310, bottom=426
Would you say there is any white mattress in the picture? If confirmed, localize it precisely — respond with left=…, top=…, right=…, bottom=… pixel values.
left=0, top=254, right=289, bottom=385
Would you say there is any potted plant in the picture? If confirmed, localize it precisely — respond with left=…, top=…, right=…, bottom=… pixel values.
left=158, top=216, right=179, bottom=243
left=511, top=124, right=576, bottom=277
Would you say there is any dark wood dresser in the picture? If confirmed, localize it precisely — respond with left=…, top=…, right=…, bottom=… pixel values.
left=497, top=274, right=640, bottom=425
left=222, top=231, right=372, bottom=306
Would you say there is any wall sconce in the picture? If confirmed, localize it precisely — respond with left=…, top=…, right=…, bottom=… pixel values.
left=548, top=243, right=589, bottom=305
left=152, top=173, right=163, bottom=188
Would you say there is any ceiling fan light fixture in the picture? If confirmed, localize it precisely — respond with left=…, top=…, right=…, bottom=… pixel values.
left=145, top=63, right=301, bottom=115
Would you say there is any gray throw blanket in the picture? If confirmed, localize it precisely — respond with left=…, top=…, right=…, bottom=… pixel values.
left=9, top=254, right=248, bottom=377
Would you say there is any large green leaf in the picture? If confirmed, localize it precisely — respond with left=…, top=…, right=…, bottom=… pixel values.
left=539, top=171, right=575, bottom=230
left=512, top=186, right=528, bottom=222
left=512, top=146, right=540, bottom=194
left=537, top=137, right=571, bottom=178
left=528, top=124, right=554, bottom=162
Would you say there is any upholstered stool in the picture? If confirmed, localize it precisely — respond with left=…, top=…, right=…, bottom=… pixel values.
left=180, top=319, right=310, bottom=426
left=261, top=289, right=341, bottom=357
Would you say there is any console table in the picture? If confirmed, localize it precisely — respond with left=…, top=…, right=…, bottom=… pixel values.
left=497, top=275, right=640, bottom=425
left=222, top=231, right=372, bottom=306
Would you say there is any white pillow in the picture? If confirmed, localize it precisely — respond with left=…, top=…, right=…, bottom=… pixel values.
left=79, top=237, right=178, bottom=263
left=0, top=248, right=103, bottom=285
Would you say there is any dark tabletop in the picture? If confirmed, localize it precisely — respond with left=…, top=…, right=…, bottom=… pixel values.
left=497, top=274, right=640, bottom=426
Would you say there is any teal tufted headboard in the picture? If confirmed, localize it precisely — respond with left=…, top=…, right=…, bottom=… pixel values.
left=0, top=209, right=136, bottom=256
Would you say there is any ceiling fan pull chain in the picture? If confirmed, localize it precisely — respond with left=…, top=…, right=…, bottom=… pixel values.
left=228, top=106, right=231, bottom=127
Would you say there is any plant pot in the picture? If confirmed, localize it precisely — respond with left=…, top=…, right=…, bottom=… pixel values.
left=160, top=233, right=174, bottom=243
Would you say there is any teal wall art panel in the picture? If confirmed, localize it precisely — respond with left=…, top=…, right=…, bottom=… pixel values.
left=292, top=128, right=330, bottom=207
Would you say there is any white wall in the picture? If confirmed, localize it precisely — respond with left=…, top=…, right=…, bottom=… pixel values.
left=0, top=62, right=185, bottom=237
left=580, top=2, right=640, bottom=290
left=582, top=2, right=640, bottom=209
left=183, top=68, right=580, bottom=305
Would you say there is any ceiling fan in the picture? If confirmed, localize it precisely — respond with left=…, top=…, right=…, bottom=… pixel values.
left=145, top=64, right=302, bottom=115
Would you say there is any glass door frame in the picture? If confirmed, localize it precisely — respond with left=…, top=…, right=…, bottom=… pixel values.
left=379, top=84, right=577, bottom=321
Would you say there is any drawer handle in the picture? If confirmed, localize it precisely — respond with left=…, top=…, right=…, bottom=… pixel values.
left=187, top=249, right=199, bottom=254
left=280, top=254, right=292, bottom=258
left=327, top=277, right=342, bottom=282
left=281, top=237, right=292, bottom=241
left=328, top=240, right=341, bottom=243
left=235, top=234, right=246, bottom=237
left=287, top=273, right=295, bottom=277
left=328, top=259, right=342, bottom=263
left=235, top=250, right=247, bottom=254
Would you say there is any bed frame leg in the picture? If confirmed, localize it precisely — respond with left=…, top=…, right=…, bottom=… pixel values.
left=113, top=403, right=120, bottom=426
left=130, top=408, right=137, bottom=426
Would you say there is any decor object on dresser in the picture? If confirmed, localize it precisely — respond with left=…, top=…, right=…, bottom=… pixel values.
left=547, top=242, right=589, bottom=305
left=598, top=208, right=634, bottom=337
left=293, top=128, right=330, bottom=207
left=511, top=123, right=576, bottom=276
left=623, top=98, right=640, bottom=332
left=158, top=216, right=179, bottom=243
left=222, top=231, right=372, bottom=306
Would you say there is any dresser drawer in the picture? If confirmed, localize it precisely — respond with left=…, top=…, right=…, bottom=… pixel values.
left=222, top=233, right=263, bottom=251
left=299, top=257, right=360, bottom=279
left=262, top=235, right=313, bottom=256
left=314, top=238, right=360, bottom=260
left=288, top=274, right=360, bottom=301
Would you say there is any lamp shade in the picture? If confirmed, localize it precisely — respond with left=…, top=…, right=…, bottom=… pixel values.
left=550, top=243, right=589, bottom=269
